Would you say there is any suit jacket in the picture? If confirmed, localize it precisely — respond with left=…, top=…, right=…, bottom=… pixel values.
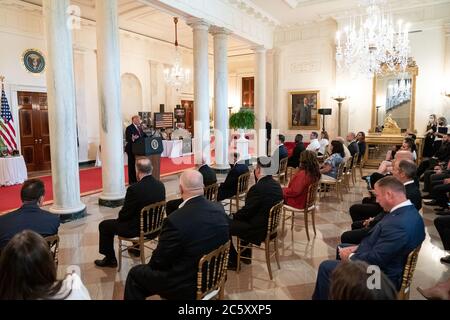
left=357, top=141, right=366, bottom=162
left=435, top=141, right=450, bottom=163
left=405, top=182, right=422, bottom=211
left=149, top=196, right=230, bottom=299
left=283, top=169, right=316, bottom=210
left=352, top=204, right=425, bottom=290
left=300, top=104, right=312, bottom=126
left=217, top=163, right=249, bottom=201
left=0, top=204, right=60, bottom=248
left=198, top=164, right=217, bottom=186
left=287, top=142, right=305, bottom=168
left=234, top=175, right=283, bottom=244
left=266, top=122, right=272, bottom=140
left=348, top=141, right=360, bottom=157
left=364, top=181, right=422, bottom=229
left=117, top=175, right=165, bottom=232
left=125, top=124, right=146, bottom=154
left=273, top=145, right=288, bottom=162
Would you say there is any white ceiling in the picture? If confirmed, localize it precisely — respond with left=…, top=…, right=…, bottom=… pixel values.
left=20, top=0, right=254, bottom=56
left=250, top=0, right=450, bottom=27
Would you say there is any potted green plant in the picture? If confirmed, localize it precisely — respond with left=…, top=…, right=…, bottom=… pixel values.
left=229, top=108, right=255, bottom=141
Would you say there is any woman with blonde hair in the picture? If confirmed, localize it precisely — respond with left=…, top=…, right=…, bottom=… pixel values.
left=283, top=150, right=321, bottom=209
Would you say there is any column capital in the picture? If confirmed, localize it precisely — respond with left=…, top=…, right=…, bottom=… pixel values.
left=209, top=26, right=231, bottom=36
left=252, top=45, right=267, bottom=53
left=186, top=18, right=210, bottom=30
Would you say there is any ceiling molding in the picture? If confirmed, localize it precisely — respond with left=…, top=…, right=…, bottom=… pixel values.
left=227, top=0, right=280, bottom=26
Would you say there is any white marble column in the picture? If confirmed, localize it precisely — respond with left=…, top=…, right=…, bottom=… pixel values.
left=255, top=46, right=267, bottom=157
left=42, top=0, right=86, bottom=216
left=211, top=27, right=230, bottom=170
left=96, top=0, right=125, bottom=206
left=188, top=18, right=211, bottom=165
left=272, top=48, right=281, bottom=131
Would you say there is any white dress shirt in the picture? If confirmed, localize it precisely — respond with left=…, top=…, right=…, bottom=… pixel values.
left=307, top=139, right=321, bottom=152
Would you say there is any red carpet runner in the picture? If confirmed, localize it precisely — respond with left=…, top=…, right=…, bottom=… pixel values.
left=0, top=155, right=195, bottom=214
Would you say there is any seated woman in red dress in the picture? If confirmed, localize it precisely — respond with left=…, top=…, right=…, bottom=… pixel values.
left=283, top=150, right=321, bottom=209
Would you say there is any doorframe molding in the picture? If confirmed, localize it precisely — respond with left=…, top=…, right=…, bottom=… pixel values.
left=9, top=84, right=47, bottom=153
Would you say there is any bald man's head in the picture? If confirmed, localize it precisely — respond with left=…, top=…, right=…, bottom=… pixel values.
left=179, top=170, right=204, bottom=200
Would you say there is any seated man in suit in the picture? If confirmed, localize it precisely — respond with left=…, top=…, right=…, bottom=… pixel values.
left=287, top=134, right=305, bottom=168
left=217, top=152, right=249, bottom=201
left=434, top=215, right=450, bottom=264
left=95, top=158, right=166, bottom=268
left=228, top=157, right=284, bottom=269
left=0, top=179, right=60, bottom=249
left=124, top=170, right=230, bottom=300
left=166, top=160, right=217, bottom=215
left=312, top=176, right=425, bottom=300
left=272, top=134, right=288, bottom=162
left=346, top=132, right=359, bottom=157
left=424, top=177, right=450, bottom=215
left=341, top=160, right=422, bottom=245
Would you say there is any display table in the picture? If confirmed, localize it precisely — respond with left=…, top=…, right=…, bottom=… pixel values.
left=0, top=156, right=28, bottom=186
left=162, top=140, right=183, bottom=158
left=364, top=133, right=424, bottom=168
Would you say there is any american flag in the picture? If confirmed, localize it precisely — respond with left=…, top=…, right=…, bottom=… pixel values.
left=0, top=85, right=17, bottom=152
left=154, top=112, right=174, bottom=129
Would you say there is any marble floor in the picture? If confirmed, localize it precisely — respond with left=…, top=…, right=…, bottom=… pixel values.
left=48, top=168, right=450, bottom=300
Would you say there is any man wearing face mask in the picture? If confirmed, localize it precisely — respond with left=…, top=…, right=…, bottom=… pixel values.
left=227, top=157, right=283, bottom=270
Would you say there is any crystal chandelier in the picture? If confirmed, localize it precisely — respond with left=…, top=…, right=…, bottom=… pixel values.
left=164, top=17, right=190, bottom=91
left=336, top=0, right=410, bottom=77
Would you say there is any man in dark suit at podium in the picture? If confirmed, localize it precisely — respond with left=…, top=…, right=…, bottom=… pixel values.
left=125, top=115, right=147, bottom=184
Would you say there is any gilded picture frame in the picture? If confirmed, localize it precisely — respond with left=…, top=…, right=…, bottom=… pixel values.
left=288, top=90, right=320, bottom=130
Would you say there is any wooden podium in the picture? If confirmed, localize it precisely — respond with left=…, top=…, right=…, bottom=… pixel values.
left=132, top=136, right=164, bottom=180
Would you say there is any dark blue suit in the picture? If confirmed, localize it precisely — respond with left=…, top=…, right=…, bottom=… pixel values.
left=124, top=196, right=230, bottom=300
left=0, top=204, right=60, bottom=249
left=312, top=203, right=425, bottom=300
left=217, top=163, right=249, bottom=201
left=272, top=145, right=288, bottom=166
left=125, top=124, right=147, bottom=184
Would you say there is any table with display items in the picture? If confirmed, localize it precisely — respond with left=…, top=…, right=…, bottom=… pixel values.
left=0, top=155, right=28, bottom=186
left=161, top=140, right=184, bottom=158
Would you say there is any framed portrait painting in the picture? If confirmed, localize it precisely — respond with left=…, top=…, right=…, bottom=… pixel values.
left=288, top=90, right=320, bottom=130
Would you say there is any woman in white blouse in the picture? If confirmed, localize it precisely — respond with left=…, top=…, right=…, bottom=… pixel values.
left=319, top=131, right=329, bottom=156
left=0, top=230, right=90, bottom=300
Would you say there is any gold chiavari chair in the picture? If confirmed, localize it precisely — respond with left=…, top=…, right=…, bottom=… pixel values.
left=398, top=245, right=421, bottom=300
left=44, top=234, right=60, bottom=267
left=236, top=201, right=284, bottom=280
left=204, top=183, right=219, bottom=202
left=282, top=182, right=319, bottom=241
left=117, top=201, right=166, bottom=271
left=196, top=241, right=230, bottom=300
